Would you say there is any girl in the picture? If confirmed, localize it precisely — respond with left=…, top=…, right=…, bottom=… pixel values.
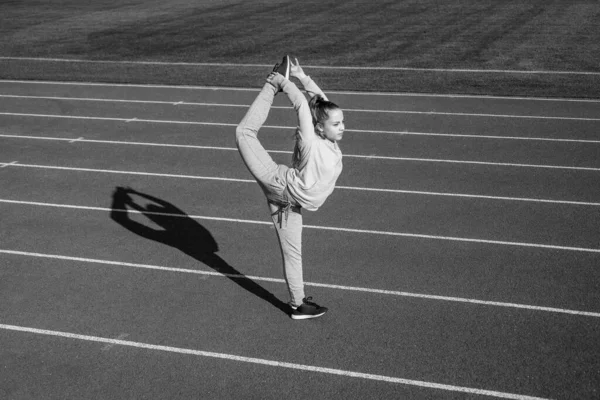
left=236, top=56, right=344, bottom=320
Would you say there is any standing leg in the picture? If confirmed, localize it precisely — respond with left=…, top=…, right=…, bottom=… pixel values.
left=273, top=204, right=327, bottom=319
left=269, top=203, right=305, bottom=307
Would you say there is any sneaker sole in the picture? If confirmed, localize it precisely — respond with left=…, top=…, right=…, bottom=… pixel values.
left=290, top=310, right=327, bottom=320
left=282, top=56, right=290, bottom=79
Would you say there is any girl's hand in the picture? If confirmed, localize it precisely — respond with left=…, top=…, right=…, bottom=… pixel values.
left=290, top=57, right=307, bottom=79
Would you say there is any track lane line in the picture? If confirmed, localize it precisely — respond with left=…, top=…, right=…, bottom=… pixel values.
left=0, top=323, right=548, bottom=399
left=2, top=112, right=599, bottom=144
left=1, top=198, right=599, bottom=253
left=1, top=248, right=598, bottom=318
left=3, top=78, right=600, bottom=102
left=2, top=128, right=600, bottom=145
left=350, top=129, right=600, bottom=143
left=4, top=162, right=255, bottom=182
left=1, top=128, right=599, bottom=171
left=3, top=132, right=600, bottom=167
left=1, top=56, right=597, bottom=77
left=2, top=94, right=598, bottom=121
left=1, top=161, right=599, bottom=206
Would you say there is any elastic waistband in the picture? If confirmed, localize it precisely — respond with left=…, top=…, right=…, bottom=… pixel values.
left=282, top=185, right=301, bottom=207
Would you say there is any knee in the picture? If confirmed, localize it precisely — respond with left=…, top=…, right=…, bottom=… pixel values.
left=235, top=124, right=246, bottom=144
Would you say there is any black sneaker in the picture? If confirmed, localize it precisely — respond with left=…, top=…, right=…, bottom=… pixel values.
left=290, top=297, right=328, bottom=320
left=272, top=55, right=290, bottom=80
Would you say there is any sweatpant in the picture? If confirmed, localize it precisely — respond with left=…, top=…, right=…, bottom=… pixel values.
left=235, top=74, right=306, bottom=307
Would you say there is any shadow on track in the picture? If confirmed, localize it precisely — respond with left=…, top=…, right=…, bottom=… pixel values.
left=109, top=186, right=290, bottom=316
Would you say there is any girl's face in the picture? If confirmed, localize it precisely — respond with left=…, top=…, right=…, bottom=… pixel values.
left=319, top=108, right=345, bottom=142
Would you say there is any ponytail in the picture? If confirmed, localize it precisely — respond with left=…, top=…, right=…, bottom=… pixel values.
left=309, top=95, right=340, bottom=139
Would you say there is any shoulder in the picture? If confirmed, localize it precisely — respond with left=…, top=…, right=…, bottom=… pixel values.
left=296, top=126, right=317, bottom=144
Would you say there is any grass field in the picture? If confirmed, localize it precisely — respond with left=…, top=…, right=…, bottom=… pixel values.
left=1, top=0, right=599, bottom=96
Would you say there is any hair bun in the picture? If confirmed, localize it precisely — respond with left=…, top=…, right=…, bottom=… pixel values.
left=309, top=94, right=323, bottom=106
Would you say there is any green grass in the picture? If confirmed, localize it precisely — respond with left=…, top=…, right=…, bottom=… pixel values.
left=1, top=0, right=599, bottom=97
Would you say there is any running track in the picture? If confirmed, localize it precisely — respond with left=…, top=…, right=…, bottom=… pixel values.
left=0, top=80, right=599, bottom=399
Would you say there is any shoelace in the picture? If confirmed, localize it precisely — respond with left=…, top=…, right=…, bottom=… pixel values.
left=303, top=297, right=318, bottom=307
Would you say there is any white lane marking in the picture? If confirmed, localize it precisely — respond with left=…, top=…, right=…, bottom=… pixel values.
left=2, top=198, right=600, bottom=253
left=2, top=112, right=600, bottom=145
left=5, top=162, right=600, bottom=207
left=1, top=128, right=599, bottom=171
left=0, top=323, right=548, bottom=400
left=355, top=109, right=600, bottom=121
left=1, top=124, right=599, bottom=145
left=7, top=162, right=255, bottom=183
left=2, top=248, right=599, bottom=318
left=2, top=111, right=599, bottom=147
left=102, top=333, right=129, bottom=351
left=335, top=186, right=600, bottom=207
left=1, top=161, right=18, bottom=168
left=1, top=94, right=598, bottom=121
left=0, top=133, right=243, bottom=150
left=2, top=133, right=600, bottom=170
left=348, top=157, right=600, bottom=172
left=352, top=129, right=600, bottom=144
left=1, top=56, right=597, bottom=77
left=2, top=79, right=600, bottom=103
left=0, top=111, right=239, bottom=125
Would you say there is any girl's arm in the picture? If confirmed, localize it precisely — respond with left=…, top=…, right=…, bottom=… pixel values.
left=291, top=57, right=328, bottom=101
left=281, top=78, right=315, bottom=141
left=276, top=58, right=327, bottom=142
left=269, top=65, right=316, bottom=141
